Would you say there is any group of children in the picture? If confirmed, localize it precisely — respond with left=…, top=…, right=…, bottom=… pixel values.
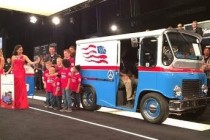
left=42, top=54, right=82, bottom=112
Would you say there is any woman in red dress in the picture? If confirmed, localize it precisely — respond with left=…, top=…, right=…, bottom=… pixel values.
left=0, top=49, right=5, bottom=74
left=7, top=44, right=36, bottom=109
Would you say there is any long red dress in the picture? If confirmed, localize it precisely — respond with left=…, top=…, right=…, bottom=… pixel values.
left=12, top=55, right=29, bottom=109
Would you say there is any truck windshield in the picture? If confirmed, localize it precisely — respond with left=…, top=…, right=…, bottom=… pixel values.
left=166, top=32, right=202, bottom=60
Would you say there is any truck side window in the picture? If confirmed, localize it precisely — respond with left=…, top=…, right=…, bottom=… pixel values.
left=162, top=35, right=173, bottom=66
left=140, top=37, right=157, bottom=67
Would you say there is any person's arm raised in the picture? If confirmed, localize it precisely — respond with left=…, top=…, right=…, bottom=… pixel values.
left=24, top=55, right=37, bottom=65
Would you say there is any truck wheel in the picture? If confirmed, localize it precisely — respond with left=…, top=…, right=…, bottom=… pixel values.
left=140, top=93, right=169, bottom=124
left=81, top=86, right=100, bottom=111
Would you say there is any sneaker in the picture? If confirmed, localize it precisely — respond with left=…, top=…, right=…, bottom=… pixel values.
left=44, top=105, right=49, bottom=108
left=65, top=108, right=72, bottom=112
left=60, top=108, right=67, bottom=112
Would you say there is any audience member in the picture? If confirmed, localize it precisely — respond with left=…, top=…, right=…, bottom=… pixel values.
left=4, top=57, right=11, bottom=73
left=189, top=21, right=203, bottom=36
left=34, top=56, right=44, bottom=90
left=177, top=23, right=184, bottom=30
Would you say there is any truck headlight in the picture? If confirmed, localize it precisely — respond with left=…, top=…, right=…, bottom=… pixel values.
left=201, top=84, right=208, bottom=95
left=174, top=85, right=182, bottom=97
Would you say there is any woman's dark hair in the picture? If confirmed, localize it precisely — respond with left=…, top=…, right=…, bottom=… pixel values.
left=62, top=59, right=71, bottom=68
left=13, top=44, right=22, bottom=55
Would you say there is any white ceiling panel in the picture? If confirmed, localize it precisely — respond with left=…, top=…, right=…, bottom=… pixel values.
left=0, top=0, right=88, bottom=16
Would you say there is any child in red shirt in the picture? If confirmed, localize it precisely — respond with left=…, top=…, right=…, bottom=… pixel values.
left=63, top=49, right=74, bottom=68
left=42, top=61, right=54, bottom=108
left=70, top=65, right=82, bottom=109
left=60, top=59, right=72, bottom=112
left=52, top=68, right=62, bottom=110
left=55, top=57, right=63, bottom=73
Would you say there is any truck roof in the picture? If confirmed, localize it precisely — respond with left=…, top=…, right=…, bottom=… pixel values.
left=76, top=28, right=201, bottom=44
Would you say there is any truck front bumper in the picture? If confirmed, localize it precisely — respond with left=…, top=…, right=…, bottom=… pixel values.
left=169, top=97, right=210, bottom=112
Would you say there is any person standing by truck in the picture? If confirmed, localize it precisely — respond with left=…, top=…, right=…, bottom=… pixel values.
left=70, top=65, right=82, bottom=110
left=69, top=45, right=76, bottom=67
left=201, top=47, right=210, bottom=97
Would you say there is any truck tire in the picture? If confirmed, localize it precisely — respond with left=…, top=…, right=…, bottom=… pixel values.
left=140, top=93, right=169, bottom=124
left=81, top=86, right=100, bottom=111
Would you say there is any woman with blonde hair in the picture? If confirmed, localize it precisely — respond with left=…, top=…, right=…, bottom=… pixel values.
left=0, top=49, right=5, bottom=74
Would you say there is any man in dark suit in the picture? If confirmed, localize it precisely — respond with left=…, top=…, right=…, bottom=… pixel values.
left=44, top=43, right=59, bottom=65
left=189, top=21, right=203, bottom=36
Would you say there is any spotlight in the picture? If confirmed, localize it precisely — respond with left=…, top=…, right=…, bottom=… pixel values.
left=111, top=24, right=118, bottom=32
left=30, top=16, right=37, bottom=24
left=52, top=16, right=60, bottom=25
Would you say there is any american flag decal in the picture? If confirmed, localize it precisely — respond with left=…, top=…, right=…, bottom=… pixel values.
left=82, top=45, right=108, bottom=64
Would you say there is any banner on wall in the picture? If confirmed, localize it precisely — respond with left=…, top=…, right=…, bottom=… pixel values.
left=0, top=74, right=15, bottom=109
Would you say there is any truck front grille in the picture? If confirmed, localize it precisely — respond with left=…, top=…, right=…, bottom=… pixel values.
left=182, top=79, right=201, bottom=97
